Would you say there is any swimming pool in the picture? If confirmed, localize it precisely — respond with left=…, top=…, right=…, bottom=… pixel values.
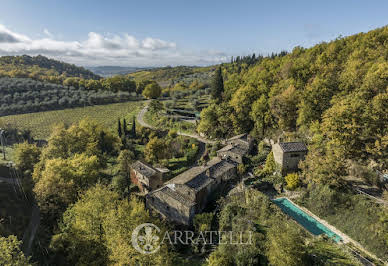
left=273, top=197, right=342, bottom=243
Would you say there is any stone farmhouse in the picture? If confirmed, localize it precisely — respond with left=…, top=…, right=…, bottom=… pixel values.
left=272, top=142, right=308, bottom=175
left=130, top=160, right=163, bottom=193
left=145, top=134, right=252, bottom=225
left=217, top=133, right=253, bottom=163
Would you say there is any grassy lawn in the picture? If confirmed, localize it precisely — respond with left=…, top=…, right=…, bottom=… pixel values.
left=1, top=101, right=144, bottom=139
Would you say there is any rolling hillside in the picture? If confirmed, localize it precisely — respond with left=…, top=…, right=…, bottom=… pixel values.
left=0, top=55, right=100, bottom=80
left=128, top=65, right=215, bottom=87
left=87, top=66, right=149, bottom=77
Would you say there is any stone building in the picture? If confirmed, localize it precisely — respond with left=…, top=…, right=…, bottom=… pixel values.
left=130, top=160, right=163, bottom=193
left=217, top=133, right=253, bottom=164
left=146, top=157, right=236, bottom=225
left=272, top=142, right=308, bottom=175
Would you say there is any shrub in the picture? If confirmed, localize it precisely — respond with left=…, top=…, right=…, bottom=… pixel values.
left=263, top=152, right=276, bottom=174
left=285, top=173, right=300, bottom=190
left=168, top=129, right=178, bottom=138
left=193, top=213, right=213, bottom=232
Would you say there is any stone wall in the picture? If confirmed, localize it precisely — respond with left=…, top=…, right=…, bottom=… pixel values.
left=130, top=169, right=163, bottom=193
left=282, top=151, right=307, bottom=173
left=146, top=194, right=195, bottom=225
left=272, top=143, right=284, bottom=166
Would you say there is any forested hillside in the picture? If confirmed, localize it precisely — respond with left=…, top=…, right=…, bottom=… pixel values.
left=200, top=26, right=388, bottom=167
left=0, top=55, right=100, bottom=80
left=199, top=26, right=388, bottom=260
left=128, top=65, right=215, bottom=87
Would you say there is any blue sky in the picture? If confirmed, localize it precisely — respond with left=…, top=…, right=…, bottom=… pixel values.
left=0, top=0, right=387, bottom=66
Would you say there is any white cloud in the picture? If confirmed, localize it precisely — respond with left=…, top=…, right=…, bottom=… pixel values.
left=43, top=28, right=53, bottom=38
left=142, top=37, right=176, bottom=50
left=0, top=24, right=229, bottom=66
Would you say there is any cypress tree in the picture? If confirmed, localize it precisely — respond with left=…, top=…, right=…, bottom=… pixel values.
left=118, top=119, right=122, bottom=138
left=123, top=118, right=128, bottom=136
left=131, top=116, right=136, bottom=138
left=211, top=67, right=224, bottom=102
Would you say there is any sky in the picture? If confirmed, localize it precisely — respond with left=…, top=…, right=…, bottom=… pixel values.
left=0, top=0, right=387, bottom=67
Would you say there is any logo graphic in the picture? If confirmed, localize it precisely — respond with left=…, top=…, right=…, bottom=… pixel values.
left=131, top=223, right=161, bottom=254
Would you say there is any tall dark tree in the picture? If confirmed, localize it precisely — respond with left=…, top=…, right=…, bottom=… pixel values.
left=131, top=116, right=136, bottom=138
left=117, top=118, right=122, bottom=138
left=123, top=118, right=128, bottom=136
left=211, top=67, right=224, bottom=102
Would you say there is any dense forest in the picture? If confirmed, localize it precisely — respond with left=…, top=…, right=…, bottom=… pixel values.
left=200, top=26, right=388, bottom=168
left=128, top=65, right=215, bottom=88
left=198, top=26, right=388, bottom=259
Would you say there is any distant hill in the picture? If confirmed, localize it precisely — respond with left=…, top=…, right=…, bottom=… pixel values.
left=87, top=66, right=149, bottom=77
left=0, top=77, right=139, bottom=116
left=128, top=65, right=215, bottom=87
left=0, top=55, right=100, bottom=80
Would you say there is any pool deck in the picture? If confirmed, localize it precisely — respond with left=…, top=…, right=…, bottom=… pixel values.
left=274, top=197, right=384, bottom=263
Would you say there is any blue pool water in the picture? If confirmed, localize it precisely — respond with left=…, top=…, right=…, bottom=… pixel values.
left=273, top=198, right=342, bottom=243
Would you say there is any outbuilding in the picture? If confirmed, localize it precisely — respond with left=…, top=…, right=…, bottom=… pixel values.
left=272, top=142, right=308, bottom=175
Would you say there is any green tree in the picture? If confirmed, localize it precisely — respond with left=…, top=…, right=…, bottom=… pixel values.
left=250, top=95, right=272, bottom=137
left=122, top=118, right=128, bottom=136
left=0, top=235, right=31, bottom=266
left=103, top=75, right=136, bottom=93
left=136, top=80, right=154, bottom=94
left=193, top=213, right=213, bottom=232
left=50, top=184, right=118, bottom=265
left=148, top=100, right=164, bottom=114
left=211, top=67, right=224, bottom=102
left=270, top=85, right=299, bottom=131
left=144, top=137, right=170, bottom=163
left=42, top=119, right=119, bottom=162
left=266, top=222, right=306, bottom=266
left=118, top=119, right=122, bottom=138
left=131, top=116, right=136, bottom=138
left=263, top=152, right=276, bottom=174
left=33, top=154, right=101, bottom=216
left=197, top=105, right=219, bottom=139
left=103, top=196, right=172, bottom=265
left=51, top=185, right=173, bottom=265
left=14, top=142, right=41, bottom=177
left=117, top=149, right=135, bottom=195
left=142, top=82, right=162, bottom=99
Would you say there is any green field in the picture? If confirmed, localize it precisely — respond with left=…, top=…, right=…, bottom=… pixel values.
left=1, top=101, right=144, bottom=139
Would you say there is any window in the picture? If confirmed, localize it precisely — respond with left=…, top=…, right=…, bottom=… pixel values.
left=290, top=153, right=300, bottom=158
